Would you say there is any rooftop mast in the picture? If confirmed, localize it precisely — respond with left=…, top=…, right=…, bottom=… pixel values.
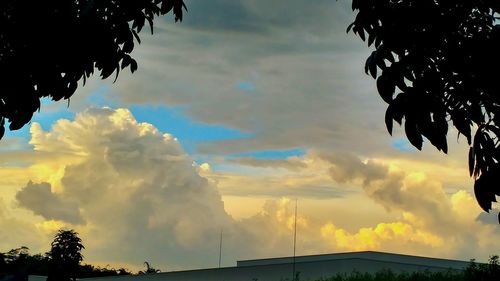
left=292, top=199, right=298, bottom=281
left=218, top=229, right=223, bottom=268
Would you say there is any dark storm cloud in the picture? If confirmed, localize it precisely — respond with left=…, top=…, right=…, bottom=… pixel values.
left=177, top=0, right=353, bottom=35
left=16, top=181, right=84, bottom=224
left=178, top=0, right=262, bottom=32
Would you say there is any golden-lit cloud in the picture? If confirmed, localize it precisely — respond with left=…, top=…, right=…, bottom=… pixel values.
left=207, top=149, right=499, bottom=260
left=0, top=108, right=329, bottom=269
left=14, top=108, right=234, bottom=269
left=1, top=0, right=498, bottom=272
left=1, top=107, right=499, bottom=272
left=320, top=222, right=444, bottom=251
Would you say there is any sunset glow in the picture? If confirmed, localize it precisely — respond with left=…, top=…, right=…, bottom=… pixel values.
left=0, top=0, right=498, bottom=272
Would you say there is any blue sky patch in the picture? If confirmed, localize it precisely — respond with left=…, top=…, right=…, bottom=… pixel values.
left=237, top=81, right=256, bottom=92
left=3, top=98, right=75, bottom=142
left=392, top=138, right=417, bottom=153
left=129, top=105, right=251, bottom=154
left=228, top=148, right=306, bottom=160
left=86, top=86, right=118, bottom=108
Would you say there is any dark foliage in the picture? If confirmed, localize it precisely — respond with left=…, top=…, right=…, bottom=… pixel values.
left=76, top=264, right=132, bottom=278
left=46, top=230, right=84, bottom=281
left=465, top=255, right=500, bottom=281
left=348, top=0, right=500, bottom=221
left=0, top=246, right=131, bottom=279
left=0, top=0, right=186, bottom=139
left=0, top=247, right=50, bottom=277
left=320, top=255, right=499, bottom=281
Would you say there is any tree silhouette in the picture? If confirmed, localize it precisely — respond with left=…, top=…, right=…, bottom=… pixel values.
left=138, top=261, right=161, bottom=274
left=47, top=230, right=85, bottom=281
left=0, top=247, right=50, bottom=277
left=0, top=0, right=186, bottom=139
left=348, top=0, right=500, bottom=222
left=0, top=245, right=129, bottom=278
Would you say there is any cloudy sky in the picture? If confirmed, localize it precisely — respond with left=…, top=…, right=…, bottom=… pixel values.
left=1, top=0, right=499, bottom=272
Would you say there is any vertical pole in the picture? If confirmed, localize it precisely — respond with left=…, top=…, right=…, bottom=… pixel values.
left=292, top=199, right=298, bottom=281
left=218, top=229, right=223, bottom=268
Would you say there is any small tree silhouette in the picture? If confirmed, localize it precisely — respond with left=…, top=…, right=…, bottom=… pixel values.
left=47, top=229, right=85, bottom=281
left=138, top=261, right=160, bottom=274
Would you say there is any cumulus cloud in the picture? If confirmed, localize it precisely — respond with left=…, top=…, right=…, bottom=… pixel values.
left=205, top=149, right=500, bottom=260
left=24, top=108, right=233, bottom=268
left=320, top=221, right=444, bottom=252
left=16, top=181, right=84, bottom=224
left=0, top=0, right=497, bottom=268
left=314, top=152, right=459, bottom=230
left=302, top=150, right=500, bottom=260
left=2, top=108, right=498, bottom=269
left=318, top=152, right=387, bottom=184
left=15, top=108, right=337, bottom=269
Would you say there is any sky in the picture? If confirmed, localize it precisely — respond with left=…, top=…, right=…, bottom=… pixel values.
left=1, top=0, right=499, bottom=272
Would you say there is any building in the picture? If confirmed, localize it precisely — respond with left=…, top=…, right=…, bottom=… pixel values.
left=76, top=251, right=471, bottom=281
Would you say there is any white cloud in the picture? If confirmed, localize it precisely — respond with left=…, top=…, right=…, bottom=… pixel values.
left=7, top=108, right=328, bottom=269
left=20, top=108, right=232, bottom=268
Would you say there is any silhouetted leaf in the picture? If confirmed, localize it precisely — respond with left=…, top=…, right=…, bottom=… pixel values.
left=146, top=17, right=154, bottom=34
left=385, top=106, right=394, bottom=135
left=100, top=64, right=115, bottom=80
left=132, top=30, right=141, bottom=44
left=161, top=1, right=174, bottom=14
left=123, top=39, right=134, bottom=53
left=368, top=33, right=376, bottom=47
left=121, top=55, right=132, bottom=70
left=368, top=51, right=377, bottom=78
left=377, top=74, right=395, bottom=103
left=130, top=59, right=138, bottom=73
left=358, top=27, right=365, bottom=41
left=374, top=34, right=382, bottom=48
left=469, top=146, right=475, bottom=177
left=452, top=114, right=472, bottom=145
left=346, top=22, right=354, bottom=33
left=405, top=118, right=423, bottom=150
left=474, top=172, right=496, bottom=212
left=66, top=81, right=78, bottom=99
left=113, top=66, right=120, bottom=83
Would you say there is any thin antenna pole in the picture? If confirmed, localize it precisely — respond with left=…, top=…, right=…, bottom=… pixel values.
left=218, top=229, right=223, bottom=268
left=292, top=199, right=298, bottom=281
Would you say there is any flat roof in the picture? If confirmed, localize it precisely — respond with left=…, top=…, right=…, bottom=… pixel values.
left=237, top=251, right=471, bottom=269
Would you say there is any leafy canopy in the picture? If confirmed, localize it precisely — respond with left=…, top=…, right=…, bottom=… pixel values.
left=0, top=0, right=186, bottom=138
left=47, top=229, right=84, bottom=281
left=348, top=0, right=500, bottom=221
